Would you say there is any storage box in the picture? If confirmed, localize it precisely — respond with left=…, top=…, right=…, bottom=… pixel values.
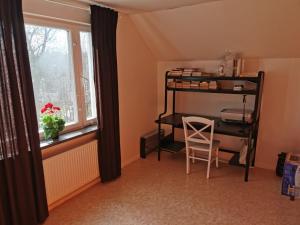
left=140, top=129, right=164, bottom=158
left=281, top=152, right=300, bottom=199
left=221, top=108, right=253, bottom=124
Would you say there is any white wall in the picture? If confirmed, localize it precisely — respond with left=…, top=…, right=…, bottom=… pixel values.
left=117, top=16, right=157, bottom=167
left=131, top=0, right=300, bottom=60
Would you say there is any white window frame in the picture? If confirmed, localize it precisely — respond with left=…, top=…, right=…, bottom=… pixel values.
left=24, top=16, right=97, bottom=136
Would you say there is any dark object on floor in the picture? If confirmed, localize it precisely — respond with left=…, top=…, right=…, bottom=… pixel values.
left=281, top=153, right=300, bottom=200
left=229, top=152, right=240, bottom=165
left=229, top=152, right=247, bottom=167
left=140, top=129, right=164, bottom=158
left=276, top=152, right=287, bottom=177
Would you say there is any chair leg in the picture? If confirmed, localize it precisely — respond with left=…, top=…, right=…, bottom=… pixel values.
left=207, top=160, right=211, bottom=179
left=216, top=148, right=219, bottom=168
left=207, top=152, right=212, bottom=179
left=186, top=147, right=190, bottom=174
left=192, top=150, right=195, bottom=164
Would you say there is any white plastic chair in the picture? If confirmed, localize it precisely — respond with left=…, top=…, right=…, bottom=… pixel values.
left=182, top=116, right=220, bottom=179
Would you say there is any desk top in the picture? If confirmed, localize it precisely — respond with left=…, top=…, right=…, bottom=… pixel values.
left=156, top=113, right=252, bottom=138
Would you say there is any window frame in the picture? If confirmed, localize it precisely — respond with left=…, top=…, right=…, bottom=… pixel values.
left=79, top=31, right=98, bottom=122
left=24, top=16, right=97, bottom=137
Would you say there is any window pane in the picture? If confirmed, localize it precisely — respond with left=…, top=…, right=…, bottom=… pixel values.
left=25, top=24, right=78, bottom=126
left=80, top=32, right=97, bottom=120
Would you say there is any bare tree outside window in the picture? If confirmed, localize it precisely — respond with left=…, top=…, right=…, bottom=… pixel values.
left=25, top=24, right=78, bottom=127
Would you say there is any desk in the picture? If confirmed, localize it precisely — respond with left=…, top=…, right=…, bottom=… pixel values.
left=156, top=113, right=255, bottom=181
left=156, top=71, right=264, bottom=182
left=157, top=113, right=251, bottom=138
left=156, top=112, right=253, bottom=154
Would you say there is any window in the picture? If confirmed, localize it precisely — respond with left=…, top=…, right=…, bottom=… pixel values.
left=25, top=21, right=96, bottom=133
left=25, top=25, right=78, bottom=125
left=80, top=32, right=97, bottom=120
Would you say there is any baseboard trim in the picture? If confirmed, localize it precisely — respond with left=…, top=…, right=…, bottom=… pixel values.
left=122, top=154, right=139, bottom=168
left=255, top=161, right=275, bottom=171
left=48, top=177, right=100, bottom=211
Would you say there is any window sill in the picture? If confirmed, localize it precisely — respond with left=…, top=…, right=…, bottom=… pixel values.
left=40, top=125, right=98, bottom=150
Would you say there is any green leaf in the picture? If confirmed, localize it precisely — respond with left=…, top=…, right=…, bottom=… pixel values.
left=41, top=114, right=65, bottom=140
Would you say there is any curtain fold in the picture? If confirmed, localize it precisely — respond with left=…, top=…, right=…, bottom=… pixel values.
left=91, top=5, right=121, bottom=182
left=0, top=0, right=49, bottom=224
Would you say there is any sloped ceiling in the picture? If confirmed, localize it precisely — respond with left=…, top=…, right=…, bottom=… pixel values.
left=131, top=0, right=300, bottom=61
left=94, top=0, right=221, bottom=12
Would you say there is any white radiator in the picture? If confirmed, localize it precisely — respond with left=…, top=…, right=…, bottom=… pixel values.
left=43, top=140, right=99, bottom=206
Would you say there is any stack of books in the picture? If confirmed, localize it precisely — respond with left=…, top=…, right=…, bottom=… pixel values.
left=182, top=81, right=191, bottom=88
left=167, top=81, right=176, bottom=88
left=182, top=68, right=194, bottom=76
left=209, top=81, right=218, bottom=89
left=168, top=69, right=183, bottom=76
left=190, top=81, right=200, bottom=88
left=199, top=82, right=209, bottom=89
left=168, top=68, right=206, bottom=77
left=192, top=70, right=203, bottom=76
left=175, top=82, right=182, bottom=88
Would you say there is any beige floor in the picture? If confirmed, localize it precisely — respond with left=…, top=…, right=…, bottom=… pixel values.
left=44, top=152, right=300, bottom=225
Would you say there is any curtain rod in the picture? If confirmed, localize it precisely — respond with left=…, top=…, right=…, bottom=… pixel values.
left=44, top=0, right=89, bottom=11
left=23, top=1, right=127, bottom=26
left=23, top=12, right=91, bottom=26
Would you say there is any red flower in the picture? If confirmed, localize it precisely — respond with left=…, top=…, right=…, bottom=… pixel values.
left=41, top=103, right=61, bottom=115
left=44, top=102, right=53, bottom=109
left=41, top=107, right=47, bottom=113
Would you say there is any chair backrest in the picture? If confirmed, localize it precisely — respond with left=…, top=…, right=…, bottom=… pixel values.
left=182, top=116, right=215, bottom=150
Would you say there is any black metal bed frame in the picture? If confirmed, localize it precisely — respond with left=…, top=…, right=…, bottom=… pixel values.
left=156, top=71, right=265, bottom=182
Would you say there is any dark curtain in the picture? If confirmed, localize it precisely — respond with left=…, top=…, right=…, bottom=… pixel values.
left=91, top=5, right=121, bottom=182
left=0, top=0, right=49, bottom=224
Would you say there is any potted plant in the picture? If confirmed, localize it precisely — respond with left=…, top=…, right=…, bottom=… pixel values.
left=40, top=102, right=65, bottom=140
